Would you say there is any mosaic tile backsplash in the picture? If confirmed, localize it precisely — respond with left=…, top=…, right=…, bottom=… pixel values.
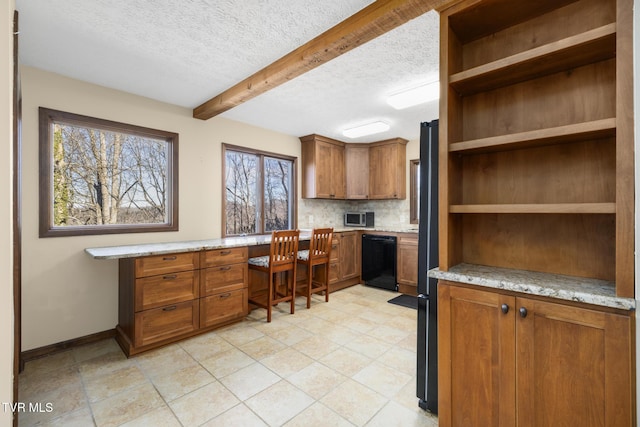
left=298, top=199, right=415, bottom=230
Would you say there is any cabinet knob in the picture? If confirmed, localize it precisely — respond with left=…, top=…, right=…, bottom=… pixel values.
left=501, top=303, right=509, bottom=314
left=519, top=307, right=528, bottom=318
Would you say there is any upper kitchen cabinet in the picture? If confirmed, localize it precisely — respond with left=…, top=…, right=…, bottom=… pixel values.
left=301, top=135, right=407, bottom=200
left=368, top=138, right=408, bottom=200
left=345, top=144, right=370, bottom=199
left=438, top=0, right=634, bottom=297
left=300, top=134, right=346, bottom=199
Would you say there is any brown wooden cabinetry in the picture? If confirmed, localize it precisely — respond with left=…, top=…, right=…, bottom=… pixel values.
left=438, top=0, right=633, bottom=295
left=436, top=0, right=635, bottom=422
left=300, top=135, right=407, bottom=200
left=300, top=134, right=345, bottom=199
left=199, top=247, right=248, bottom=329
left=345, top=144, right=369, bottom=199
left=368, top=138, right=407, bottom=200
left=328, top=231, right=361, bottom=292
left=396, top=233, right=418, bottom=295
left=438, top=282, right=633, bottom=427
left=117, top=247, right=248, bottom=356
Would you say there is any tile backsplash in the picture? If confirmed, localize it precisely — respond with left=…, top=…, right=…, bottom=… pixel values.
left=298, top=198, right=413, bottom=230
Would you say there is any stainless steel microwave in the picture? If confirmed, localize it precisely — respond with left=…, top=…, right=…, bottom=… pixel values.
left=344, top=211, right=374, bottom=227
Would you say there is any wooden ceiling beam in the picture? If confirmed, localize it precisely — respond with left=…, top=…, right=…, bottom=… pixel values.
left=193, top=0, right=449, bottom=120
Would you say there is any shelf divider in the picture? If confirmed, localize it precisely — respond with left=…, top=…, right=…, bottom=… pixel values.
left=449, top=203, right=616, bottom=214
left=449, top=118, right=616, bottom=154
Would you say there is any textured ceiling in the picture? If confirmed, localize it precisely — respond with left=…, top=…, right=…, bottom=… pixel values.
left=16, top=0, right=440, bottom=143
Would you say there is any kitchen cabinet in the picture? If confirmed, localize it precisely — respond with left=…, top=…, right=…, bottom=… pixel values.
left=199, top=247, right=248, bottom=329
left=300, top=134, right=345, bottom=199
left=438, top=282, right=634, bottom=427
left=328, top=231, right=361, bottom=292
left=437, top=0, right=633, bottom=295
left=345, top=144, right=369, bottom=199
left=368, top=138, right=407, bottom=200
left=300, top=135, right=407, bottom=200
left=396, top=233, right=418, bottom=295
left=117, top=248, right=248, bottom=356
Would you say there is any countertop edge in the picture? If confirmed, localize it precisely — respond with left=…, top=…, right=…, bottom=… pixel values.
left=429, top=265, right=635, bottom=311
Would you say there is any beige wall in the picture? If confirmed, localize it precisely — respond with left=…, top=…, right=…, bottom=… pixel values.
left=20, top=66, right=421, bottom=351
left=20, top=66, right=301, bottom=350
left=1, top=0, right=15, bottom=424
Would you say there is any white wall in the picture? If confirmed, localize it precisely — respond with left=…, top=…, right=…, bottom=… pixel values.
left=20, top=67, right=301, bottom=350
left=1, top=1, right=15, bottom=425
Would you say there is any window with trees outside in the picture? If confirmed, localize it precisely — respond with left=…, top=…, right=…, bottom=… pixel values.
left=39, top=108, right=179, bottom=237
left=223, top=144, right=296, bottom=236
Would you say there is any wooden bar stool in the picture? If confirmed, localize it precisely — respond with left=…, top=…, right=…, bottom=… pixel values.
left=296, top=228, right=333, bottom=309
left=247, top=229, right=300, bottom=322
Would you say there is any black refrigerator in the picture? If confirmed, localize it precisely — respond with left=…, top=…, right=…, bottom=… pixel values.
left=416, top=119, right=438, bottom=413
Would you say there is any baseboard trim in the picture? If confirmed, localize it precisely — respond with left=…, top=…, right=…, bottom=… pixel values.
left=20, top=329, right=116, bottom=370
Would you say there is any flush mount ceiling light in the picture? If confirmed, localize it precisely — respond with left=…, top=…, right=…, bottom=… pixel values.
left=386, top=81, right=440, bottom=110
left=342, top=121, right=390, bottom=138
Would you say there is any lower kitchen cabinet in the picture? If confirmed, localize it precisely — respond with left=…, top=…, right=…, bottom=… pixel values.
left=438, top=281, right=634, bottom=427
left=117, top=247, right=248, bottom=356
left=328, top=231, right=361, bottom=292
left=396, top=233, right=418, bottom=295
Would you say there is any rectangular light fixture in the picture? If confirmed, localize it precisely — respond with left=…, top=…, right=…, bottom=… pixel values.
left=342, top=121, right=390, bottom=138
left=387, top=81, right=440, bottom=110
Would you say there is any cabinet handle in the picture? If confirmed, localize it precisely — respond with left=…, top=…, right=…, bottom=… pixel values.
left=501, top=304, right=509, bottom=314
left=220, top=250, right=231, bottom=255
left=162, top=256, right=177, bottom=261
left=162, top=274, right=177, bottom=280
left=519, top=307, right=528, bottom=318
left=163, top=305, right=177, bottom=312
left=219, top=293, right=231, bottom=299
left=219, top=266, right=231, bottom=271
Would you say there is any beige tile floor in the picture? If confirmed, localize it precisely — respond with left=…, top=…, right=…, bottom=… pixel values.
left=18, top=285, right=439, bottom=426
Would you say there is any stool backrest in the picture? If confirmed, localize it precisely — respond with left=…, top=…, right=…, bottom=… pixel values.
left=309, top=228, right=333, bottom=262
left=270, top=229, right=300, bottom=268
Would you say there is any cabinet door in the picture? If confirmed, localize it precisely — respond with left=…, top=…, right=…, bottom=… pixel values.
left=315, top=141, right=334, bottom=198
left=338, top=232, right=359, bottom=280
left=397, top=235, right=418, bottom=288
left=438, top=283, right=516, bottom=427
left=345, top=145, right=369, bottom=199
left=331, top=143, right=346, bottom=199
left=369, top=143, right=405, bottom=199
left=516, top=298, right=633, bottom=427
left=200, top=289, right=248, bottom=328
left=328, top=238, right=341, bottom=284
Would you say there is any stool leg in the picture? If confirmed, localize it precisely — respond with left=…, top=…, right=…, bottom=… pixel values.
left=324, top=263, right=329, bottom=302
left=267, top=272, right=273, bottom=323
left=306, top=263, right=312, bottom=309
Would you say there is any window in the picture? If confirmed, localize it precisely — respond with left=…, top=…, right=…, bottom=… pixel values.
left=410, top=159, right=420, bottom=224
left=223, top=144, right=296, bottom=236
left=39, top=107, right=179, bottom=237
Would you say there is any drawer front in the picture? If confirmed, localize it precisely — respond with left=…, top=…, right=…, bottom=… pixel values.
left=135, top=270, right=199, bottom=312
left=201, top=263, right=247, bottom=296
left=200, top=289, right=248, bottom=328
left=135, top=252, right=199, bottom=278
left=134, top=300, right=199, bottom=347
left=330, top=240, right=340, bottom=262
left=201, top=247, right=248, bottom=268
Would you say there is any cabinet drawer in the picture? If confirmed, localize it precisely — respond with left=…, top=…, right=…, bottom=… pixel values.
left=135, top=270, right=199, bottom=312
left=134, top=300, right=199, bottom=347
left=201, top=263, right=247, bottom=296
left=135, top=252, right=199, bottom=278
left=200, top=289, right=248, bottom=328
left=201, top=247, right=248, bottom=268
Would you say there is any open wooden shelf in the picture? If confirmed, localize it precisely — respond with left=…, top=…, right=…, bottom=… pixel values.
left=449, top=118, right=616, bottom=153
left=449, top=203, right=616, bottom=214
left=450, top=24, right=616, bottom=95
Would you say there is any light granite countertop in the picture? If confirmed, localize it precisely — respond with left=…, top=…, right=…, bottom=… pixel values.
left=429, top=263, right=635, bottom=311
left=85, top=227, right=417, bottom=260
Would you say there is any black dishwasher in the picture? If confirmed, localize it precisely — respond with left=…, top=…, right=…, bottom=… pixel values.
left=361, top=234, right=397, bottom=291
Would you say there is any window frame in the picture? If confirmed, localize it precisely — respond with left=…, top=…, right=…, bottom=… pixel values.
left=222, top=143, right=297, bottom=237
left=39, top=107, right=179, bottom=237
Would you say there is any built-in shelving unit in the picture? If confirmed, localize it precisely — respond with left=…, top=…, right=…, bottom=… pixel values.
left=439, top=0, right=634, bottom=297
